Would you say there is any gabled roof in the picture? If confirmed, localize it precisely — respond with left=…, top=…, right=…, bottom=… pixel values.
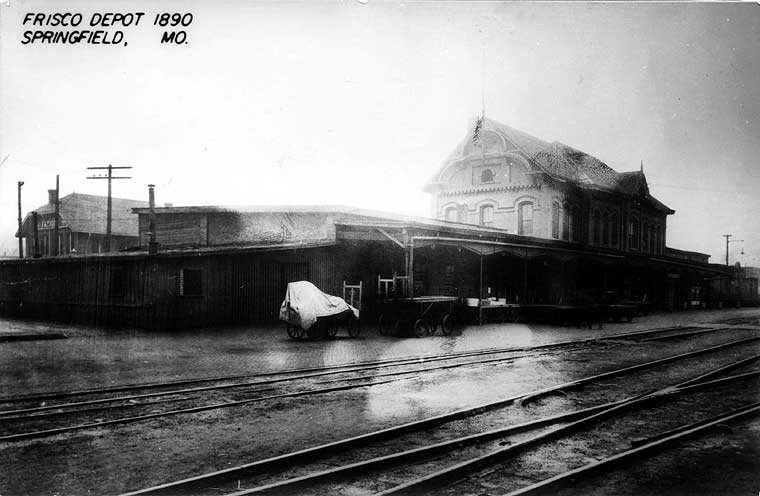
left=427, top=116, right=673, bottom=213
left=19, top=193, right=148, bottom=237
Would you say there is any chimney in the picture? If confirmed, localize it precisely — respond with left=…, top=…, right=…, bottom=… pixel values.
left=148, top=184, right=158, bottom=255
left=48, top=189, right=58, bottom=205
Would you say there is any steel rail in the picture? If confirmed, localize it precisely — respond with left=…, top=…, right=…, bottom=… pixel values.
left=0, top=339, right=587, bottom=405
left=228, top=371, right=760, bottom=496
left=3, top=347, right=577, bottom=421
left=504, top=402, right=760, bottom=496
left=0, top=350, right=545, bottom=422
left=516, top=336, right=760, bottom=406
left=0, top=379, right=397, bottom=442
left=228, top=354, right=760, bottom=496
left=640, top=326, right=737, bottom=342
left=118, top=338, right=759, bottom=496
left=221, top=393, right=655, bottom=496
left=0, top=324, right=705, bottom=405
left=376, top=371, right=760, bottom=495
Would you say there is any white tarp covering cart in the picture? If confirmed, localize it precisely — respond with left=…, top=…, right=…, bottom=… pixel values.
left=279, top=281, right=361, bottom=339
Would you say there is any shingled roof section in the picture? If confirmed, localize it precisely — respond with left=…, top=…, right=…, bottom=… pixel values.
left=428, top=116, right=673, bottom=212
left=26, top=193, right=148, bottom=236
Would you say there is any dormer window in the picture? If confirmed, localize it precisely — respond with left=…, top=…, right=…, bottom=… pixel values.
left=480, top=168, right=494, bottom=183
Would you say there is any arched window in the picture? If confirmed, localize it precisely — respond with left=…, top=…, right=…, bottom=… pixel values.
left=592, top=210, right=601, bottom=245
left=518, top=202, right=533, bottom=236
left=444, top=206, right=457, bottom=221
left=629, top=217, right=640, bottom=249
left=562, top=205, right=570, bottom=241
left=602, top=212, right=610, bottom=246
left=551, top=202, right=560, bottom=239
left=610, top=213, right=619, bottom=247
left=480, top=168, right=494, bottom=183
left=479, top=205, right=494, bottom=226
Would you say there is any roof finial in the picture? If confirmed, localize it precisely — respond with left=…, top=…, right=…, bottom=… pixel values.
left=640, top=159, right=644, bottom=173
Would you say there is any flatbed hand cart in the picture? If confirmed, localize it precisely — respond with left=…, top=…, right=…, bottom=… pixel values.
left=464, top=298, right=521, bottom=325
left=280, top=281, right=361, bottom=340
left=376, top=274, right=459, bottom=338
left=377, top=296, right=460, bottom=337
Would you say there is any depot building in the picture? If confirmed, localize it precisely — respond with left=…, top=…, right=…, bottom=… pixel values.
left=0, top=117, right=750, bottom=330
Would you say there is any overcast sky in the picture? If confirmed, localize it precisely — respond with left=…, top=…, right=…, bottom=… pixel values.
left=1, top=1, right=758, bottom=266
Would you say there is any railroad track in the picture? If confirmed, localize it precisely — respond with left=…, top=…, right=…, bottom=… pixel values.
left=1, top=323, right=734, bottom=406
left=117, top=334, right=760, bottom=496
left=1, top=326, right=754, bottom=443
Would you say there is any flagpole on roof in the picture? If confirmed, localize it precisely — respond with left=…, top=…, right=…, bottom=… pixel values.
left=480, top=35, right=487, bottom=176
left=481, top=38, right=486, bottom=120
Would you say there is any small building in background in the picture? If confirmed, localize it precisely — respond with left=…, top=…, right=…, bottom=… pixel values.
left=16, top=191, right=148, bottom=256
left=130, top=204, right=408, bottom=250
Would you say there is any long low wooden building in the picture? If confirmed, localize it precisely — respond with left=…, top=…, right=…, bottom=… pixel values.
left=0, top=206, right=750, bottom=330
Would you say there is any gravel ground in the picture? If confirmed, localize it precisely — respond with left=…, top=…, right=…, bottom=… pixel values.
left=0, top=308, right=758, bottom=495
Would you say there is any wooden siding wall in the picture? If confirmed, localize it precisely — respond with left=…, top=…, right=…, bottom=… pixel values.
left=139, top=213, right=207, bottom=248
left=0, top=247, right=339, bottom=330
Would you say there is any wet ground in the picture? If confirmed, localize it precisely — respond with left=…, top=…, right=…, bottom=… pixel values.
left=2, top=307, right=759, bottom=396
left=0, top=307, right=758, bottom=495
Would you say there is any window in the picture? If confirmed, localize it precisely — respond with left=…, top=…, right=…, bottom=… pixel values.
left=480, top=168, right=494, bottom=183
left=562, top=205, right=570, bottom=241
left=551, top=203, right=560, bottom=239
left=655, top=226, right=662, bottom=254
left=592, top=210, right=601, bottom=245
left=643, top=223, right=649, bottom=252
left=479, top=205, right=494, bottom=226
left=602, top=213, right=610, bottom=246
left=571, top=205, right=580, bottom=242
left=518, top=202, right=533, bottom=236
left=444, top=206, right=457, bottom=221
left=611, top=214, right=619, bottom=247
left=179, top=268, right=203, bottom=297
left=629, top=218, right=640, bottom=250
left=109, top=267, right=125, bottom=298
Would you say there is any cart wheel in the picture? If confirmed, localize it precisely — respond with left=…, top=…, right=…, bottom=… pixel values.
left=286, top=325, right=303, bottom=340
left=348, top=317, right=361, bottom=338
left=413, top=319, right=429, bottom=338
left=441, top=314, right=455, bottom=336
left=378, top=314, right=388, bottom=336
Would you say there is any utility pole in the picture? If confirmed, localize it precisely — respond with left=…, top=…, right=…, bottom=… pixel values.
left=722, top=234, right=744, bottom=266
left=54, top=175, right=60, bottom=256
left=148, top=184, right=158, bottom=255
left=86, top=165, right=132, bottom=253
left=17, top=181, right=24, bottom=258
